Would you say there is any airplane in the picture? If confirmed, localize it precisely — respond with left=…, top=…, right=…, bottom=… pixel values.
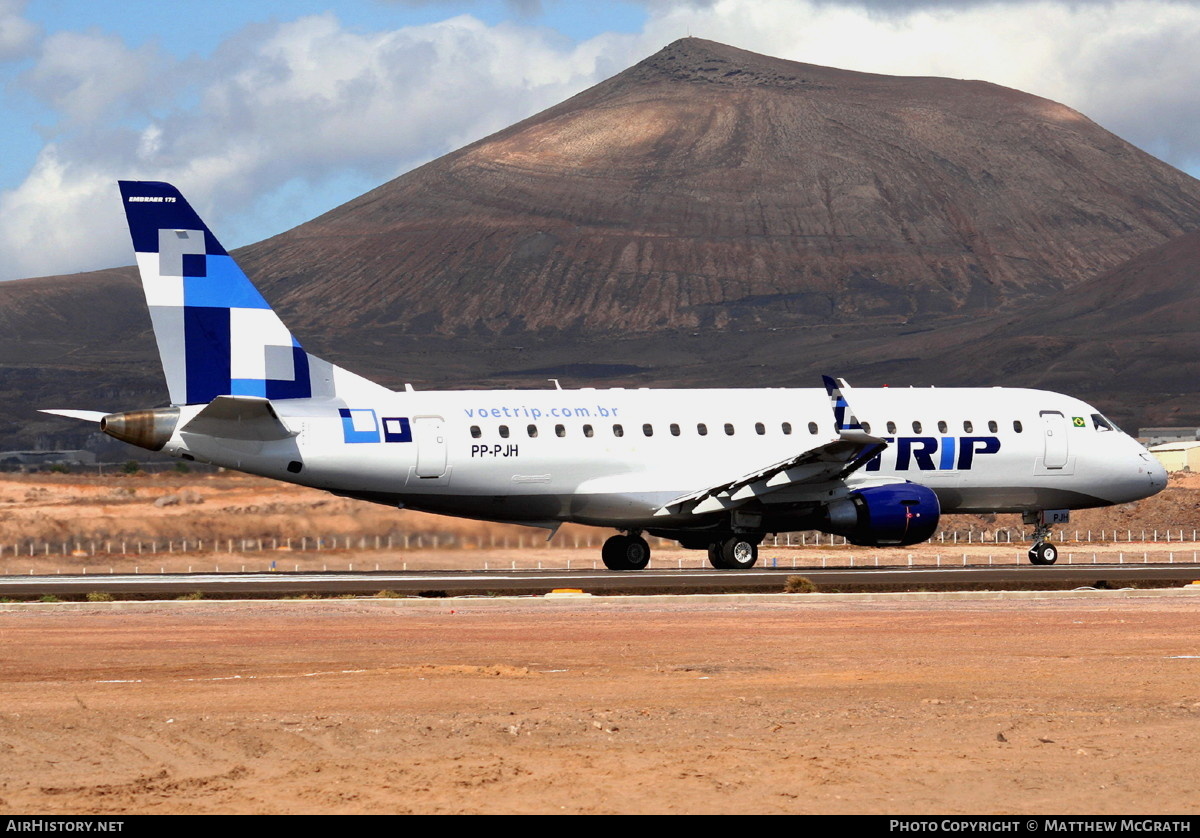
left=44, top=181, right=1168, bottom=570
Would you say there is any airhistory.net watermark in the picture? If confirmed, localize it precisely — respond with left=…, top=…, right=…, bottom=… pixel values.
left=6, top=822, right=123, bottom=833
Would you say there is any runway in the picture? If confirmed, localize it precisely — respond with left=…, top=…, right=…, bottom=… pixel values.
left=3, top=562, right=1199, bottom=598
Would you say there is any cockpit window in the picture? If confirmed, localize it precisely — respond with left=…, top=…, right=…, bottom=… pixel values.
left=1092, top=414, right=1115, bottom=432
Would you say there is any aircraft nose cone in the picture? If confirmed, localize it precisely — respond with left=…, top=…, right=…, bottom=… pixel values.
left=1106, top=445, right=1168, bottom=504
left=1147, top=454, right=1168, bottom=493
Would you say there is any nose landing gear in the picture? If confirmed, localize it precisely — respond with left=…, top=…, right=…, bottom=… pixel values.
left=1025, top=510, right=1067, bottom=565
left=1028, top=539, right=1059, bottom=565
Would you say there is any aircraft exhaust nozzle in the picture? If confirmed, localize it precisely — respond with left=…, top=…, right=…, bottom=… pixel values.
left=100, top=408, right=180, bottom=452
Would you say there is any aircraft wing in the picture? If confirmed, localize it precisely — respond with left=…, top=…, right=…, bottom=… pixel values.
left=654, top=432, right=886, bottom=516
left=655, top=376, right=887, bottom=517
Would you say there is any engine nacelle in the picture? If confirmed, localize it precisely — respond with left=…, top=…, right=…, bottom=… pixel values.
left=822, top=482, right=940, bottom=547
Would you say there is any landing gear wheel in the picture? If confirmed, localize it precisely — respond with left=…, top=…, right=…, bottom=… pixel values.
left=1026, top=514, right=1059, bottom=565
left=707, top=537, right=759, bottom=569
left=1028, top=542, right=1058, bottom=565
left=601, top=534, right=651, bottom=570
left=707, top=543, right=724, bottom=569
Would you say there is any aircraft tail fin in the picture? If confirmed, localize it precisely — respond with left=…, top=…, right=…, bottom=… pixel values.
left=119, top=180, right=385, bottom=406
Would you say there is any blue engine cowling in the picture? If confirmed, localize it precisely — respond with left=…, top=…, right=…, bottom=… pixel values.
left=822, top=482, right=941, bottom=547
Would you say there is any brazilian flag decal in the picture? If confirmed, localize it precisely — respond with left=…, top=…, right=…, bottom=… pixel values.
left=1072, top=416, right=1086, bottom=427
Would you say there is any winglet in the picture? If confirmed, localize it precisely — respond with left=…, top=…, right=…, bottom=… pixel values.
left=822, top=375, right=887, bottom=448
left=822, top=375, right=864, bottom=433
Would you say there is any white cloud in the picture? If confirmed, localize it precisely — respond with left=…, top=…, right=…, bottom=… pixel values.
left=0, top=0, right=38, bottom=61
left=5, top=1, right=1200, bottom=282
left=0, top=145, right=126, bottom=280
left=0, top=12, right=640, bottom=281
left=23, top=29, right=168, bottom=126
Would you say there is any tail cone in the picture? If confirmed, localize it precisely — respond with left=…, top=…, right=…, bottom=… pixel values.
left=100, top=408, right=180, bottom=451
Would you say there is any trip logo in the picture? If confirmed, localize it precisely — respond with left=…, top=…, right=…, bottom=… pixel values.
left=865, top=436, right=1001, bottom=471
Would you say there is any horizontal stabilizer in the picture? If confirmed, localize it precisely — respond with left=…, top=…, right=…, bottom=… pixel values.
left=179, top=396, right=296, bottom=442
left=39, top=409, right=107, bottom=424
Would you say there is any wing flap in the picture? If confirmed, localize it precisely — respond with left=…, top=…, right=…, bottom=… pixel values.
left=655, top=433, right=886, bottom=517
left=654, top=374, right=887, bottom=518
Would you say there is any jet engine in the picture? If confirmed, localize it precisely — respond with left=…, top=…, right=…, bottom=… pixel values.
left=822, top=482, right=940, bottom=547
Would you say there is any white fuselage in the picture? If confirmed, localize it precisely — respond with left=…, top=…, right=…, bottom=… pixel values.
left=162, top=385, right=1166, bottom=533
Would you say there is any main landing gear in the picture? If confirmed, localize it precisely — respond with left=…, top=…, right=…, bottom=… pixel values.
left=600, top=532, right=762, bottom=570
left=601, top=532, right=651, bottom=570
left=707, top=536, right=760, bottom=569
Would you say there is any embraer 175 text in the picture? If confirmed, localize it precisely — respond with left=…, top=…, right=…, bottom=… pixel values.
left=45, top=182, right=1167, bottom=569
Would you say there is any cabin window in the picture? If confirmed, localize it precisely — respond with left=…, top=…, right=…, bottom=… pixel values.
left=583, top=424, right=594, bottom=438
left=670, top=423, right=681, bottom=436
left=808, top=422, right=819, bottom=434
left=862, top=422, right=872, bottom=434
left=555, top=424, right=566, bottom=438
left=912, top=421, right=923, bottom=433
left=613, top=424, right=624, bottom=437
left=937, top=420, right=948, bottom=433
left=470, top=425, right=481, bottom=439
left=724, top=423, right=735, bottom=436
left=499, top=425, right=510, bottom=438
left=963, top=421, right=973, bottom=433
left=697, top=423, right=708, bottom=436
left=782, top=422, right=792, bottom=435
left=643, top=423, right=654, bottom=437
left=755, top=422, right=766, bottom=435
left=886, top=421, right=897, bottom=434
left=527, top=424, right=538, bottom=438
left=1013, top=420, right=1023, bottom=433
left=988, top=420, right=998, bottom=433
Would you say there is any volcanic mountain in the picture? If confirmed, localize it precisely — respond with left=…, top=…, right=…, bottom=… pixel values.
left=7, top=37, right=1200, bottom=451
left=243, top=38, right=1200, bottom=337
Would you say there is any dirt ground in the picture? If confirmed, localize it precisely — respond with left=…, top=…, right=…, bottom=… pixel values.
left=2, top=594, right=1200, bottom=815
left=3, top=469, right=1200, bottom=814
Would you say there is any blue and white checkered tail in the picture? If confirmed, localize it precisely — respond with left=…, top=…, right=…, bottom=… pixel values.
left=120, top=180, right=384, bottom=406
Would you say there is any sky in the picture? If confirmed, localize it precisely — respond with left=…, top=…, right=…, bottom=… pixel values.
left=4, top=0, right=1200, bottom=282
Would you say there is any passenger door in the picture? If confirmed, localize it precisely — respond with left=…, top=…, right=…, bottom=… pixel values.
left=1039, top=410, right=1068, bottom=469
left=414, top=416, right=448, bottom=478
